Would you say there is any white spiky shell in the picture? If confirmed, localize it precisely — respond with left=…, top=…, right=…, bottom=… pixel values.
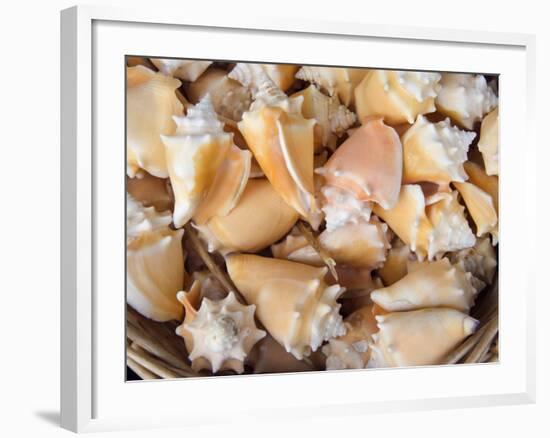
left=371, top=258, right=477, bottom=312
left=323, top=305, right=378, bottom=370
left=195, top=178, right=299, bottom=254
left=291, top=85, right=356, bottom=150
left=176, top=288, right=265, bottom=373
left=161, top=95, right=238, bottom=228
left=369, top=308, right=479, bottom=367
left=354, top=70, right=441, bottom=125
left=318, top=117, right=403, bottom=211
left=126, top=194, right=184, bottom=321
left=226, top=254, right=346, bottom=360
left=477, top=108, right=499, bottom=176
left=186, top=68, right=252, bottom=121
left=435, top=73, right=498, bottom=130
left=454, top=181, right=499, bottom=244
left=126, top=66, right=183, bottom=178
left=402, top=116, right=476, bottom=186
left=295, top=66, right=367, bottom=107
left=236, top=68, right=322, bottom=228
left=150, top=58, right=212, bottom=81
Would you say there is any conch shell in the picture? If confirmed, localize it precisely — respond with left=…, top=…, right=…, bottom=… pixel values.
left=435, top=73, right=498, bottom=130
left=401, top=116, right=476, bottom=186
left=161, top=95, right=249, bottom=228
left=291, top=85, right=356, bottom=150
left=369, top=308, right=478, bottom=367
left=454, top=181, right=499, bottom=244
left=176, top=285, right=266, bottom=373
left=323, top=305, right=379, bottom=370
left=236, top=66, right=322, bottom=228
left=320, top=186, right=373, bottom=233
left=318, top=117, right=403, bottom=211
left=477, top=108, right=499, bottom=176
left=374, top=185, right=475, bottom=260
left=126, top=194, right=184, bottom=321
left=226, top=254, right=346, bottom=359
left=150, top=58, right=212, bottom=82
left=126, top=172, right=172, bottom=212
left=354, top=70, right=441, bottom=125
left=126, top=66, right=183, bottom=178
left=371, top=258, right=478, bottom=312
left=195, top=178, right=299, bottom=253
left=228, top=63, right=298, bottom=93
left=185, top=68, right=252, bottom=121
left=295, top=66, right=367, bottom=107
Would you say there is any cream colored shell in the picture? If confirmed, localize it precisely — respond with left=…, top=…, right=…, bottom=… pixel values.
left=126, top=173, right=172, bottom=212
left=176, top=288, right=266, bottom=373
left=150, top=58, right=212, bottom=81
left=320, top=186, right=373, bottom=232
left=477, top=108, right=499, bottom=176
left=354, top=70, right=441, bottom=125
left=377, top=240, right=414, bottom=286
left=435, top=73, right=498, bottom=130
left=161, top=95, right=243, bottom=228
left=126, top=66, right=183, bottom=178
left=126, top=194, right=185, bottom=322
left=369, top=308, right=478, bottom=367
left=449, top=237, right=497, bottom=292
left=226, top=254, right=346, bottom=359
left=195, top=178, right=299, bottom=254
left=402, top=116, right=476, bottom=186
left=319, top=117, right=403, bottom=211
left=371, top=258, right=477, bottom=312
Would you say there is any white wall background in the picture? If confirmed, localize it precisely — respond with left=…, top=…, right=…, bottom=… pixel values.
left=0, top=0, right=546, bottom=436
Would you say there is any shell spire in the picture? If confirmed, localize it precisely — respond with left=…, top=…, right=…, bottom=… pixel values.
left=150, top=58, right=212, bottom=82
left=176, top=287, right=266, bottom=373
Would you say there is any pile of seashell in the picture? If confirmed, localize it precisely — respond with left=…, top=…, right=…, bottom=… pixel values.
left=126, top=57, right=499, bottom=379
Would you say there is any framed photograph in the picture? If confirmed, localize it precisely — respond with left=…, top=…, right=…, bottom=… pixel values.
left=60, top=4, right=536, bottom=433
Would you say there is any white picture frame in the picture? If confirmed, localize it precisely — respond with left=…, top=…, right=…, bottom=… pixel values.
left=60, top=4, right=536, bottom=433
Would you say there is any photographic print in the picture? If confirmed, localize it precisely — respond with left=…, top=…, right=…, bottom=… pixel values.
left=125, top=58, right=499, bottom=380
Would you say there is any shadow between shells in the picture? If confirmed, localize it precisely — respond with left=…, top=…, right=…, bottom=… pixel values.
left=125, top=57, right=499, bottom=379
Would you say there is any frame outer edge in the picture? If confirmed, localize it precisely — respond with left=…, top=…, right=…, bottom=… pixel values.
left=61, top=5, right=94, bottom=432
left=60, top=5, right=78, bottom=433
